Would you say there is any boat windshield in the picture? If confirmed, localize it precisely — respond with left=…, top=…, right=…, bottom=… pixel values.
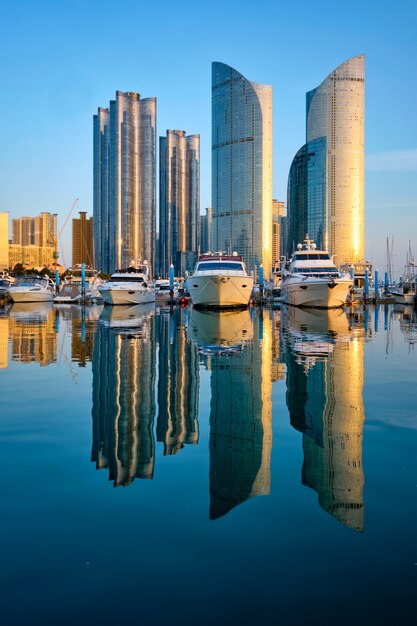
left=291, top=267, right=339, bottom=275
left=196, top=262, right=244, bottom=271
left=14, top=276, right=48, bottom=287
left=108, top=276, right=144, bottom=283
left=293, top=253, right=331, bottom=261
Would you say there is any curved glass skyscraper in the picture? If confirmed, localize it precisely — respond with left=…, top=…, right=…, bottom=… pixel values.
left=212, top=62, right=272, bottom=276
left=287, top=55, right=364, bottom=265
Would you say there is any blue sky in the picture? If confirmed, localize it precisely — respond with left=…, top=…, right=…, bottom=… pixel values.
left=0, top=0, right=416, bottom=275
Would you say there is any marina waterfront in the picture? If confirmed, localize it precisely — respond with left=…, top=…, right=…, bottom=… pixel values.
left=0, top=303, right=416, bottom=625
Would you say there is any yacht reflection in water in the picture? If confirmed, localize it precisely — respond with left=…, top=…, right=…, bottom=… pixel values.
left=91, top=305, right=156, bottom=486
left=188, top=309, right=272, bottom=520
left=282, top=306, right=365, bottom=532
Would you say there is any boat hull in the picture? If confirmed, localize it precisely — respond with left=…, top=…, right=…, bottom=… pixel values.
left=188, top=275, right=253, bottom=308
left=391, top=291, right=416, bottom=305
left=281, top=278, right=351, bottom=308
left=99, top=287, right=155, bottom=306
left=9, top=288, right=54, bottom=303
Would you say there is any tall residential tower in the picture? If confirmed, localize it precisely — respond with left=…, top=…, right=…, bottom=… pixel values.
left=94, top=91, right=156, bottom=274
left=159, top=130, right=200, bottom=276
left=287, top=55, right=365, bottom=265
left=212, top=62, right=273, bottom=276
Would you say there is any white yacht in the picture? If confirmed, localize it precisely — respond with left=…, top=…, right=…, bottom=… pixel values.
left=281, top=238, right=352, bottom=309
left=99, top=262, right=155, bottom=306
left=9, top=275, right=55, bottom=303
left=188, top=253, right=253, bottom=308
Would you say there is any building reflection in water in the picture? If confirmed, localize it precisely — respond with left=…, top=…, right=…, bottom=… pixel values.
left=9, top=303, right=57, bottom=366
left=91, top=305, right=156, bottom=487
left=156, top=308, right=199, bottom=455
left=0, top=308, right=10, bottom=369
left=282, top=306, right=365, bottom=532
left=188, top=308, right=272, bottom=520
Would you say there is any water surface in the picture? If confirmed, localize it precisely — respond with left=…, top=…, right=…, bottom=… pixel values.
left=0, top=302, right=416, bottom=625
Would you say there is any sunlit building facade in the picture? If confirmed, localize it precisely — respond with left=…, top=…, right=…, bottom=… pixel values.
left=94, top=91, right=157, bottom=274
left=159, top=130, right=200, bottom=276
left=287, top=55, right=365, bottom=264
left=72, top=211, right=94, bottom=266
left=272, top=200, right=285, bottom=265
left=0, top=212, right=8, bottom=270
left=212, top=62, right=273, bottom=276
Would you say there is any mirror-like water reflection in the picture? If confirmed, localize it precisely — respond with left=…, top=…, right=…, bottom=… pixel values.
left=0, top=302, right=416, bottom=625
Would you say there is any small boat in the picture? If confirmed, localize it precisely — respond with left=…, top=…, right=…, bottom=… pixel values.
left=154, top=279, right=178, bottom=304
left=281, top=237, right=352, bottom=309
left=187, top=252, right=254, bottom=308
left=390, top=243, right=417, bottom=305
left=0, top=275, right=14, bottom=299
left=99, top=261, right=155, bottom=306
left=9, top=274, right=55, bottom=303
left=54, top=266, right=103, bottom=304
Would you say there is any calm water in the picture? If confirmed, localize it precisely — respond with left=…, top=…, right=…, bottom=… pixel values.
left=0, top=302, right=416, bottom=626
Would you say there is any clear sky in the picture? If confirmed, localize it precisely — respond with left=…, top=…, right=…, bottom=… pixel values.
left=0, top=0, right=416, bottom=275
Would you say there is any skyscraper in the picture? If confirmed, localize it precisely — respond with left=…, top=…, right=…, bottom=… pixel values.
left=94, top=91, right=156, bottom=274
left=12, top=212, right=57, bottom=248
left=212, top=62, right=273, bottom=276
left=272, top=200, right=285, bottom=265
left=200, top=207, right=213, bottom=254
left=72, top=211, right=94, bottom=266
left=159, top=130, right=200, bottom=276
left=287, top=55, right=365, bottom=265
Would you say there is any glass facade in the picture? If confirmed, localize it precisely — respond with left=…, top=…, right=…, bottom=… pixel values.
left=159, top=130, right=200, bottom=277
left=212, top=63, right=272, bottom=276
left=287, top=55, right=364, bottom=264
left=308, top=55, right=364, bottom=264
left=94, top=92, right=156, bottom=275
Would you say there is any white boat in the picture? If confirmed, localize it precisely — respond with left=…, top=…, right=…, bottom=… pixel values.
left=99, top=262, right=155, bottom=306
left=154, top=279, right=178, bottom=304
left=54, top=266, right=104, bottom=304
left=390, top=243, right=417, bottom=305
left=0, top=275, right=14, bottom=299
left=281, top=238, right=352, bottom=309
left=9, top=275, right=55, bottom=303
left=188, top=253, right=253, bottom=308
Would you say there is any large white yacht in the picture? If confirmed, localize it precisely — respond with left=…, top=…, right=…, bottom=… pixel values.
left=9, top=275, right=55, bottom=303
left=188, top=253, right=253, bottom=308
left=99, top=262, right=155, bottom=305
left=281, top=238, right=352, bottom=308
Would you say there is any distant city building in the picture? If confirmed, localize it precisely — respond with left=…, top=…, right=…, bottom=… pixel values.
left=159, top=130, right=200, bottom=276
left=8, top=245, right=55, bottom=270
left=94, top=91, right=156, bottom=275
left=199, top=207, right=213, bottom=254
left=0, top=212, right=8, bottom=269
left=272, top=200, right=285, bottom=266
left=279, top=216, right=289, bottom=260
left=12, top=212, right=57, bottom=248
left=287, top=55, right=365, bottom=265
left=212, top=62, right=273, bottom=276
left=72, top=211, right=94, bottom=267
